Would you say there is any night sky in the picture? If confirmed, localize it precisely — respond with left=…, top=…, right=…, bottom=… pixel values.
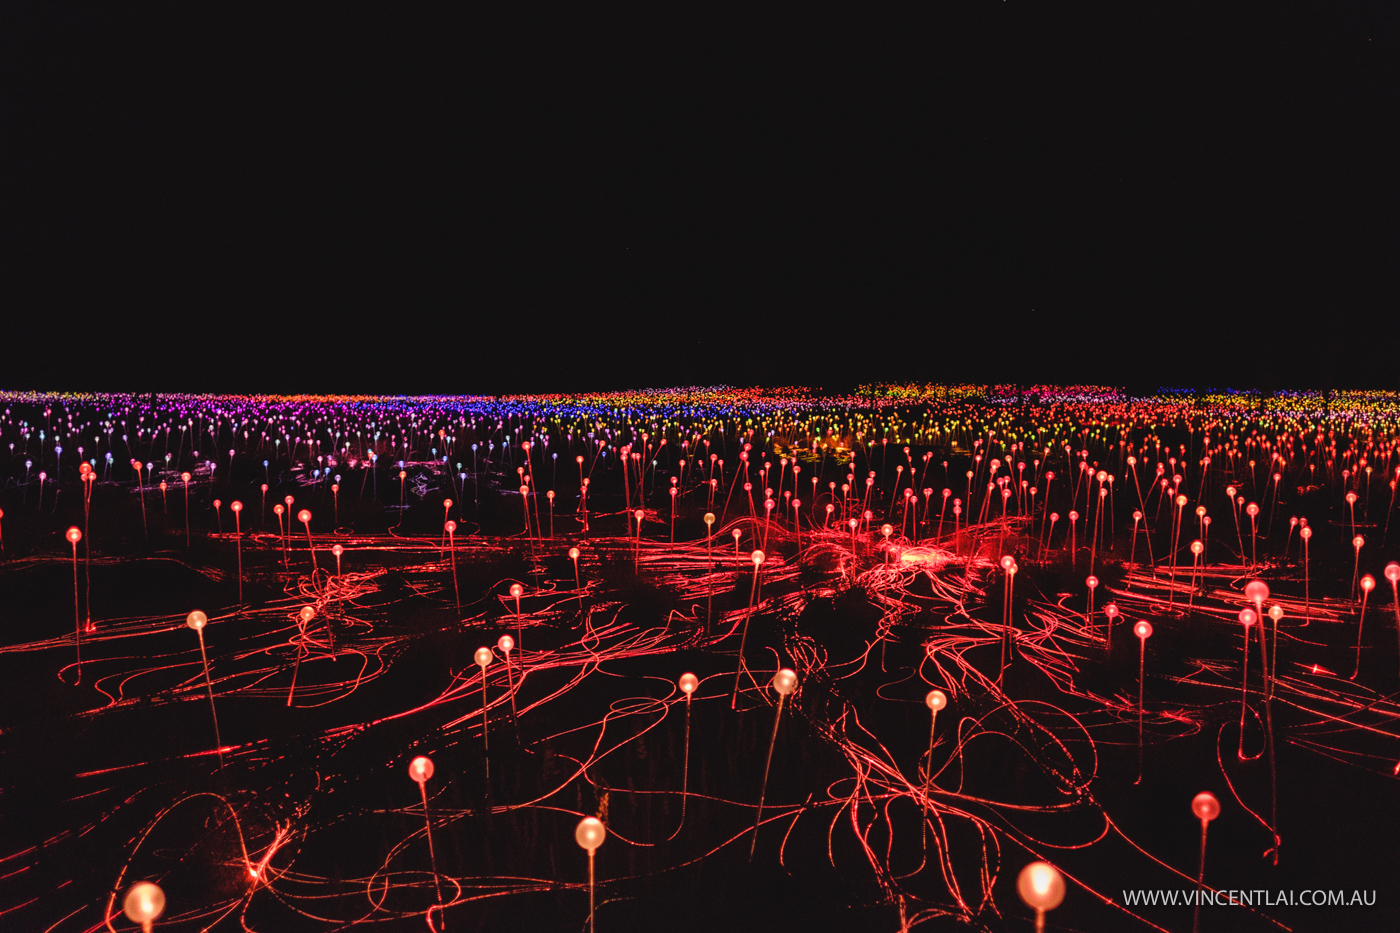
left=4, top=5, right=1398, bottom=394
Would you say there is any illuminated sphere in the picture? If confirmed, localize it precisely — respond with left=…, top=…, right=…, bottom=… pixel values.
left=1361, top=574, right=1376, bottom=593
left=1267, top=605, right=1284, bottom=622
left=1244, top=581, right=1269, bottom=603
left=186, top=610, right=207, bottom=631
left=1085, top=576, right=1098, bottom=590
left=498, top=634, right=514, bottom=653
left=299, top=606, right=316, bottom=623
left=443, top=499, right=453, bottom=509
left=1000, top=555, right=1015, bottom=571
left=1104, top=603, right=1119, bottom=619
left=772, top=668, right=798, bottom=696
left=331, top=544, right=343, bottom=557
left=880, top=524, right=893, bottom=537
left=1386, top=563, right=1400, bottom=583
left=231, top=501, right=242, bottom=513
left=568, top=547, right=581, bottom=560
left=925, top=689, right=947, bottom=711
left=66, top=526, right=82, bottom=544
left=576, top=816, right=606, bottom=852
left=159, top=482, right=166, bottom=492
left=445, top=520, right=457, bottom=533
left=1300, top=526, right=1312, bottom=540
left=703, top=512, right=716, bottom=525
left=1192, top=791, right=1220, bottom=823
left=635, top=509, right=645, bottom=520
left=1134, top=620, right=1152, bottom=640
left=1238, top=608, right=1256, bottom=627
left=273, top=505, right=284, bottom=516
left=1175, top=495, right=1188, bottom=507
left=679, top=673, right=699, bottom=694
left=298, top=509, right=311, bottom=524
left=1346, top=492, right=1358, bottom=504
left=123, top=882, right=166, bottom=924
left=1132, top=510, right=1142, bottom=521
left=1246, top=502, right=1259, bottom=517
left=1354, top=535, right=1365, bottom=549
left=409, top=755, right=434, bottom=783
left=748, top=550, right=764, bottom=568
left=399, top=471, right=407, bottom=480
left=519, top=485, right=529, bottom=495
left=1016, top=861, right=1066, bottom=912
left=181, top=472, right=191, bottom=483
left=1068, top=510, right=1078, bottom=521
left=1195, top=506, right=1206, bottom=517
left=1190, top=540, right=1203, bottom=555
left=475, top=647, right=493, bottom=668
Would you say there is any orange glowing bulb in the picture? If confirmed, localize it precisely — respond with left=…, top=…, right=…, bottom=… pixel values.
left=186, top=610, right=207, bottom=631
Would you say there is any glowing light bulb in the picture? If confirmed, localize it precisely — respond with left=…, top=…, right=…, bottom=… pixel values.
left=1193, top=791, right=1220, bottom=823
left=409, top=755, right=434, bottom=783
left=752, top=549, right=765, bottom=566
left=1387, top=563, right=1400, bottom=584
left=1362, top=574, right=1375, bottom=593
left=925, top=689, right=947, bottom=711
left=1238, top=608, right=1256, bottom=627
left=1016, top=861, right=1066, bottom=912
left=1134, top=620, right=1152, bottom=639
left=186, top=610, right=207, bottom=631
left=679, top=672, right=698, bottom=694
left=576, top=815, right=606, bottom=852
left=475, top=647, right=492, bottom=668
left=509, top=583, right=524, bottom=599
left=123, top=882, right=166, bottom=925
left=66, top=526, right=81, bottom=544
left=772, top=668, right=798, bottom=695
left=1244, top=581, right=1269, bottom=603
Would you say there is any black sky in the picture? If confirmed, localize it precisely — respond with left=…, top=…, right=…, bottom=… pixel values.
left=3, top=5, right=1398, bottom=394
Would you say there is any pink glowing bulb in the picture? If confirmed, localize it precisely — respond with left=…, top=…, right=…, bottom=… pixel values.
left=1300, top=526, right=1312, bottom=540
left=123, top=881, right=166, bottom=925
left=1346, top=491, right=1358, bottom=504
left=925, top=689, right=947, bottom=711
left=298, top=509, right=311, bottom=524
left=231, top=500, right=242, bottom=512
left=409, top=755, right=434, bottom=783
left=1353, top=535, right=1365, bottom=549
left=445, top=520, right=457, bottom=533
left=1244, top=581, right=1269, bottom=603
left=497, top=634, right=514, bottom=653
left=752, top=550, right=765, bottom=566
left=1086, top=576, right=1098, bottom=590
left=881, top=523, right=893, bottom=537
left=576, top=815, right=606, bottom=852
left=569, top=546, right=581, bottom=560
left=66, top=526, right=81, bottom=544
left=1104, top=603, right=1119, bottom=620
left=1000, top=555, right=1015, bottom=571
left=772, top=668, right=798, bottom=695
left=1190, top=540, right=1203, bottom=555
left=509, top=583, right=523, bottom=598
left=1016, top=861, right=1066, bottom=912
left=474, top=647, right=493, bottom=668
left=1238, top=608, right=1257, bottom=627
left=1246, top=502, right=1259, bottom=517
left=1134, top=620, right=1152, bottom=639
left=1192, top=791, right=1220, bottom=823
left=1386, top=563, right=1400, bottom=584
left=1362, top=574, right=1376, bottom=593
left=679, top=673, right=698, bottom=694
left=186, top=610, right=207, bottom=631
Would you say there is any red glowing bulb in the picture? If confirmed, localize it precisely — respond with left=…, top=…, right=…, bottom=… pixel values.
left=1134, top=620, right=1152, bottom=639
left=1192, top=791, right=1220, bottom=823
